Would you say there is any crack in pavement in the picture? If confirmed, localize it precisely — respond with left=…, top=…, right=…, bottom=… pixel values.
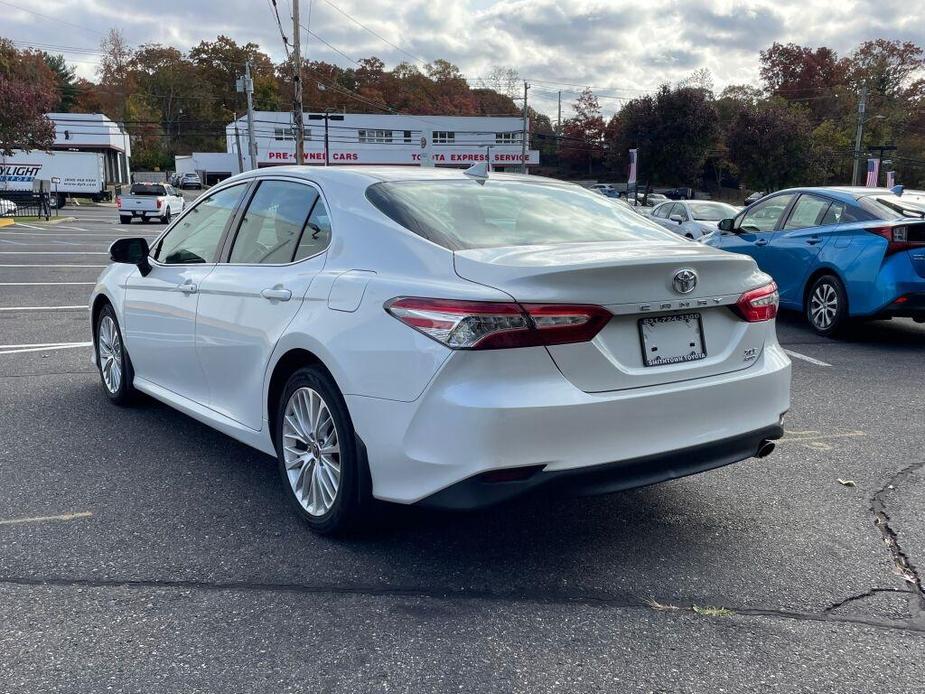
left=823, top=587, right=912, bottom=614
left=870, top=460, right=925, bottom=626
left=1, top=575, right=924, bottom=635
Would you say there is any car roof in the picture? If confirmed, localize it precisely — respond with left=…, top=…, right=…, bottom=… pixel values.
left=772, top=186, right=899, bottom=203
left=223, top=165, right=565, bottom=187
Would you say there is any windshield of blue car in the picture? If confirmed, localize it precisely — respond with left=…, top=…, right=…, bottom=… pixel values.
left=367, top=179, right=677, bottom=250
left=859, top=195, right=925, bottom=220
left=688, top=202, right=738, bottom=221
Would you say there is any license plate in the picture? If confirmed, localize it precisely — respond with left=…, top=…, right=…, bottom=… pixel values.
left=638, top=313, right=707, bottom=367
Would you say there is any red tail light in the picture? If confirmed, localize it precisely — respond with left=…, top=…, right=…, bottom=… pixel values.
left=156, top=198, right=162, bottom=209
left=867, top=225, right=925, bottom=254
left=732, top=281, right=779, bottom=322
left=385, top=297, right=612, bottom=350
left=115, top=196, right=121, bottom=207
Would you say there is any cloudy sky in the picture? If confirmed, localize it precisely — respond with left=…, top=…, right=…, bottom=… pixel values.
left=3, top=0, right=924, bottom=118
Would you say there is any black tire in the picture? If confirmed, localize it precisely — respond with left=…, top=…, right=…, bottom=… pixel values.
left=275, top=365, right=370, bottom=535
left=161, top=208, right=171, bottom=224
left=95, top=304, right=137, bottom=406
left=119, top=216, right=131, bottom=224
left=806, top=274, right=848, bottom=337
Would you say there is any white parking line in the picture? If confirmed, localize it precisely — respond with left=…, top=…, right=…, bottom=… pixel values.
left=0, top=342, right=92, bottom=355
left=0, top=305, right=87, bottom=311
left=0, top=511, right=93, bottom=526
left=0, top=282, right=95, bottom=286
left=784, top=349, right=831, bottom=367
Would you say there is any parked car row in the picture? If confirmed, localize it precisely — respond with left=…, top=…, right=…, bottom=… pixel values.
left=650, top=201, right=740, bottom=239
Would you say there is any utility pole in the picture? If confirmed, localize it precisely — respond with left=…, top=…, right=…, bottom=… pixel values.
left=851, top=85, right=867, bottom=186
left=291, top=0, right=305, bottom=165
left=521, top=81, right=530, bottom=174
left=244, top=61, right=258, bottom=170
left=233, top=113, right=244, bottom=174
left=556, top=90, right=562, bottom=154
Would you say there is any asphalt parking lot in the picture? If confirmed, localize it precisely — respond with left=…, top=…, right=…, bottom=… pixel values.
left=1, top=202, right=924, bottom=693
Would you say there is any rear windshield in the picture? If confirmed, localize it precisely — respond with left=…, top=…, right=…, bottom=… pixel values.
left=130, top=184, right=167, bottom=196
left=689, top=202, right=738, bottom=221
left=858, top=195, right=925, bottom=220
left=366, top=179, right=676, bottom=250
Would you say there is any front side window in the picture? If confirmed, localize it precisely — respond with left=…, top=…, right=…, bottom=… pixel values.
left=366, top=179, right=676, bottom=251
left=738, top=194, right=795, bottom=233
left=652, top=203, right=671, bottom=219
left=229, top=181, right=318, bottom=264
left=155, top=184, right=247, bottom=264
left=785, top=194, right=832, bottom=230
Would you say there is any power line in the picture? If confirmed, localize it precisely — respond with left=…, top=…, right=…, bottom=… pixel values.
left=0, top=0, right=104, bottom=37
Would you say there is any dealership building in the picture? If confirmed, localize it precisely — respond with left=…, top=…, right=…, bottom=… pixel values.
left=176, top=111, right=539, bottom=183
left=48, top=112, right=132, bottom=186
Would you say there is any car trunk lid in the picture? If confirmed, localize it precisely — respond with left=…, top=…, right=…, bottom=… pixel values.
left=454, top=240, right=774, bottom=393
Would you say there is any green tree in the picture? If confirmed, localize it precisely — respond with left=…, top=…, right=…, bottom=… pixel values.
left=728, top=101, right=813, bottom=191
left=42, top=53, right=79, bottom=111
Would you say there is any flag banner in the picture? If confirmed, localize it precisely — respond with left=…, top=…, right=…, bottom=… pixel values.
left=628, top=149, right=638, bottom=185
left=886, top=170, right=895, bottom=188
left=865, top=158, right=880, bottom=187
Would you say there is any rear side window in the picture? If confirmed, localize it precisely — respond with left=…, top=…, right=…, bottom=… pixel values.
left=131, top=184, right=167, bottom=196
left=784, top=194, right=830, bottom=229
left=366, top=179, right=674, bottom=250
left=293, top=198, right=332, bottom=261
left=229, top=181, right=318, bottom=264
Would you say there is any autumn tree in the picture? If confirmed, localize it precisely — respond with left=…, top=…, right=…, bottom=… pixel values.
left=560, top=88, right=606, bottom=173
left=43, top=53, right=79, bottom=112
left=97, top=28, right=133, bottom=120
left=0, top=39, right=57, bottom=154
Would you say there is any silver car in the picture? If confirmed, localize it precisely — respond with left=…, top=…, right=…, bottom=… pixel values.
left=650, top=201, right=740, bottom=240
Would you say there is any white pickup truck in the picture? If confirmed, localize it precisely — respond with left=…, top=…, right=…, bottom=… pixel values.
left=118, top=183, right=185, bottom=224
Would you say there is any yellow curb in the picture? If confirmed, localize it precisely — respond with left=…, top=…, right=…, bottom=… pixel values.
left=0, top=218, right=13, bottom=228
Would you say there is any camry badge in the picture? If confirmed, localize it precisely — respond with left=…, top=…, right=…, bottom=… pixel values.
left=672, top=269, right=698, bottom=294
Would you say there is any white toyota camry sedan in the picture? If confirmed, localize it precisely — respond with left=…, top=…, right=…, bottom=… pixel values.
left=90, top=166, right=791, bottom=534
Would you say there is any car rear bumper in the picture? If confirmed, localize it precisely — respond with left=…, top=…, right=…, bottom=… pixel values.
left=875, top=292, right=925, bottom=319
left=417, top=423, right=784, bottom=510
left=346, top=340, right=791, bottom=506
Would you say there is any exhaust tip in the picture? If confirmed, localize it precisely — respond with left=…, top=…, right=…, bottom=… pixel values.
left=756, top=440, right=776, bottom=458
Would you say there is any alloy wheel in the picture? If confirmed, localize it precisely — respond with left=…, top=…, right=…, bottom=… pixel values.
left=809, top=282, right=838, bottom=330
left=97, top=315, right=123, bottom=393
left=281, top=387, right=341, bottom=516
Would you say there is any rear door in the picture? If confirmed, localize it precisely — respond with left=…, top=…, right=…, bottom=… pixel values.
left=762, top=193, right=835, bottom=305
left=194, top=178, right=330, bottom=430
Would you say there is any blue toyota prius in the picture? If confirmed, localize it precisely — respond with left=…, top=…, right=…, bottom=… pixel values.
left=706, top=187, right=925, bottom=335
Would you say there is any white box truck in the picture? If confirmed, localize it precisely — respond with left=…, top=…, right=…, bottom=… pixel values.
left=0, top=150, right=106, bottom=208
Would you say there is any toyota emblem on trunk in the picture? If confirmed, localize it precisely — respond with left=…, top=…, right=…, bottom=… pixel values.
left=672, top=269, right=697, bottom=294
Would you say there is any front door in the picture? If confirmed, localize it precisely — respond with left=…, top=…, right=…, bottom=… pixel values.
left=195, top=179, right=332, bottom=430
left=712, top=193, right=796, bottom=269
left=122, top=183, right=249, bottom=403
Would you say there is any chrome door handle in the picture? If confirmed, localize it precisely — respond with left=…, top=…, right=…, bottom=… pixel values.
left=754, top=238, right=769, bottom=247
left=178, top=282, right=198, bottom=294
left=261, top=288, right=292, bottom=302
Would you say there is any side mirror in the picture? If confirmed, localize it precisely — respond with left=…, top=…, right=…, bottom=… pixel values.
left=110, top=237, right=151, bottom=276
left=718, top=218, right=735, bottom=232
left=669, top=214, right=684, bottom=224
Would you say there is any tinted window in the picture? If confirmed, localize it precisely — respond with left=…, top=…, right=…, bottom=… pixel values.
left=293, top=198, right=332, bottom=261
left=229, top=181, right=317, bottom=264
left=785, top=194, right=831, bottom=229
left=821, top=201, right=845, bottom=225
left=155, top=184, right=246, bottom=264
left=366, top=180, right=676, bottom=250
left=858, top=195, right=925, bottom=220
left=130, top=184, right=167, bottom=196
left=739, top=194, right=794, bottom=232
